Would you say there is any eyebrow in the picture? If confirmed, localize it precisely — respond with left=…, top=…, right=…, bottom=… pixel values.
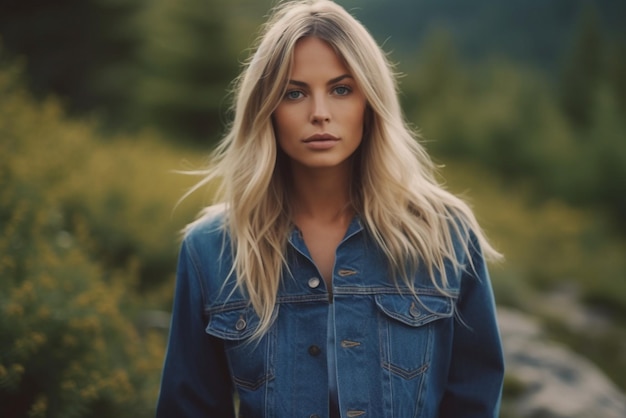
left=287, top=74, right=353, bottom=87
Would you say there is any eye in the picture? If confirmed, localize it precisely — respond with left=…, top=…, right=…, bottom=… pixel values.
left=285, top=90, right=304, bottom=100
left=333, top=85, right=352, bottom=96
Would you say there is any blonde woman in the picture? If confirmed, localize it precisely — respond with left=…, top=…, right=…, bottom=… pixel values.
left=157, top=1, right=504, bottom=417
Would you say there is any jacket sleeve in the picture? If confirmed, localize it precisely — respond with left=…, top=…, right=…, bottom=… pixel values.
left=439, top=232, right=504, bottom=418
left=156, top=239, right=236, bottom=418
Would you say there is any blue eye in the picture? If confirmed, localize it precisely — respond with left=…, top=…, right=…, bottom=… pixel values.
left=334, top=85, right=351, bottom=96
left=285, top=90, right=303, bottom=100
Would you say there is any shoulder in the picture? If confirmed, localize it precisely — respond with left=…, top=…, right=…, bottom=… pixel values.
left=442, top=204, right=472, bottom=242
left=178, top=204, right=236, bottom=296
left=182, top=203, right=230, bottom=250
left=440, top=205, right=490, bottom=273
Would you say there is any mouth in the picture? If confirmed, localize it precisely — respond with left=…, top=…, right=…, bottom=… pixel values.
left=303, top=133, right=339, bottom=143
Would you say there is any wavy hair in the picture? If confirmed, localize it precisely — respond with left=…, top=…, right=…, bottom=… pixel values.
left=183, top=0, right=501, bottom=338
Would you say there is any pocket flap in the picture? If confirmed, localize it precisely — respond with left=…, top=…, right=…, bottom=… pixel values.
left=206, top=306, right=261, bottom=340
left=375, top=293, right=454, bottom=327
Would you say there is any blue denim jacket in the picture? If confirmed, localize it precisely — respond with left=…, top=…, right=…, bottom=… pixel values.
left=156, top=213, right=504, bottom=418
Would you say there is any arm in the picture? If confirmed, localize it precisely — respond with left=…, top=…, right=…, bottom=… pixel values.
left=439, top=233, right=504, bottom=418
left=156, top=240, right=235, bottom=418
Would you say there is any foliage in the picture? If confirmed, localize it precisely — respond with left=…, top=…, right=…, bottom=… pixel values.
left=441, top=163, right=626, bottom=317
left=0, top=0, right=143, bottom=124
left=0, top=59, right=208, bottom=417
left=400, top=27, right=626, bottom=235
left=0, top=0, right=246, bottom=144
left=558, top=3, right=604, bottom=128
left=339, top=0, right=626, bottom=72
left=132, top=0, right=240, bottom=142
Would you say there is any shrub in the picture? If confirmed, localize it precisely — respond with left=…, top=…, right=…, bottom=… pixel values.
left=0, top=58, right=199, bottom=418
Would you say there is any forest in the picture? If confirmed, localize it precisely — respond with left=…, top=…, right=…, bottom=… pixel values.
left=1, top=0, right=625, bottom=417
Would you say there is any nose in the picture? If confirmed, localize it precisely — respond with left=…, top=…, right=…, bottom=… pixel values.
left=310, top=94, right=331, bottom=124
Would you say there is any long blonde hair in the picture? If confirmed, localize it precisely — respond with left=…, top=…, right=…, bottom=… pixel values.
left=184, top=0, right=500, bottom=338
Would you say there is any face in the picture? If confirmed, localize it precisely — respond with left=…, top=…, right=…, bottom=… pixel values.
left=273, top=37, right=367, bottom=173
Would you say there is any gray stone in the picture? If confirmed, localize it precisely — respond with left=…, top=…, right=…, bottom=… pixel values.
left=498, top=307, right=626, bottom=418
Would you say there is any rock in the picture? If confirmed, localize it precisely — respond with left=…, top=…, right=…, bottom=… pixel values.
left=498, top=307, right=626, bottom=418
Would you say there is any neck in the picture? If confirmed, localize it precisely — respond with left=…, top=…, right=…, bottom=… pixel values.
left=289, top=163, right=354, bottom=224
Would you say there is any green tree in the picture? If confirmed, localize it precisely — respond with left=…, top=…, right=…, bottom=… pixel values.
left=0, top=0, right=143, bottom=125
left=558, top=3, right=603, bottom=127
left=605, top=41, right=626, bottom=112
left=133, top=0, right=239, bottom=144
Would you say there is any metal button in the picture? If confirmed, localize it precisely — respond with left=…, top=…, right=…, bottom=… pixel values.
left=308, top=345, right=321, bottom=356
left=308, top=277, right=320, bottom=288
left=409, top=302, right=420, bottom=318
left=235, top=317, right=247, bottom=331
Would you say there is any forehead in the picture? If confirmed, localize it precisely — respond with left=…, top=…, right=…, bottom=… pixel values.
left=289, top=37, right=350, bottom=79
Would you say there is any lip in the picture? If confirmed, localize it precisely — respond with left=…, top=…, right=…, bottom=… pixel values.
left=302, top=133, right=340, bottom=150
left=302, top=133, right=339, bottom=143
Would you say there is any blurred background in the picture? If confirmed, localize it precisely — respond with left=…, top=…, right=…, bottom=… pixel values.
left=1, top=0, right=625, bottom=417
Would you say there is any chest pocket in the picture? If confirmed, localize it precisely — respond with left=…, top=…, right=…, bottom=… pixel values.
left=205, top=305, right=276, bottom=391
left=375, top=293, right=454, bottom=380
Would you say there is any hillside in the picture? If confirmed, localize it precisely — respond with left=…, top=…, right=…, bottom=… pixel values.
left=338, top=0, right=626, bottom=71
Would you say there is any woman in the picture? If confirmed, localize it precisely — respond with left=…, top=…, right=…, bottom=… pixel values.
left=157, top=1, right=504, bottom=417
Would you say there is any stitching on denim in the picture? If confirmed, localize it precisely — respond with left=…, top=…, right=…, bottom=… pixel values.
left=232, top=369, right=275, bottom=391
left=382, top=361, right=429, bottom=380
left=335, top=286, right=459, bottom=297
left=340, top=340, right=361, bottom=348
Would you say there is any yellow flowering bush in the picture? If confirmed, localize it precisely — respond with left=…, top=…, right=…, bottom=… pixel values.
left=0, top=58, right=206, bottom=418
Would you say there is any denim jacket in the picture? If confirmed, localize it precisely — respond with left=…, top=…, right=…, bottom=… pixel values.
left=156, top=212, right=504, bottom=418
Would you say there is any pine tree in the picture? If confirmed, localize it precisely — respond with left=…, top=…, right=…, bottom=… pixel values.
left=133, top=0, right=239, bottom=144
left=0, top=0, right=143, bottom=125
left=558, top=3, right=603, bottom=128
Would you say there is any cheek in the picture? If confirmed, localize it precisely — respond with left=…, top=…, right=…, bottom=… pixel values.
left=352, top=105, right=367, bottom=134
left=273, top=108, right=295, bottom=140
left=273, top=112, right=295, bottom=154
